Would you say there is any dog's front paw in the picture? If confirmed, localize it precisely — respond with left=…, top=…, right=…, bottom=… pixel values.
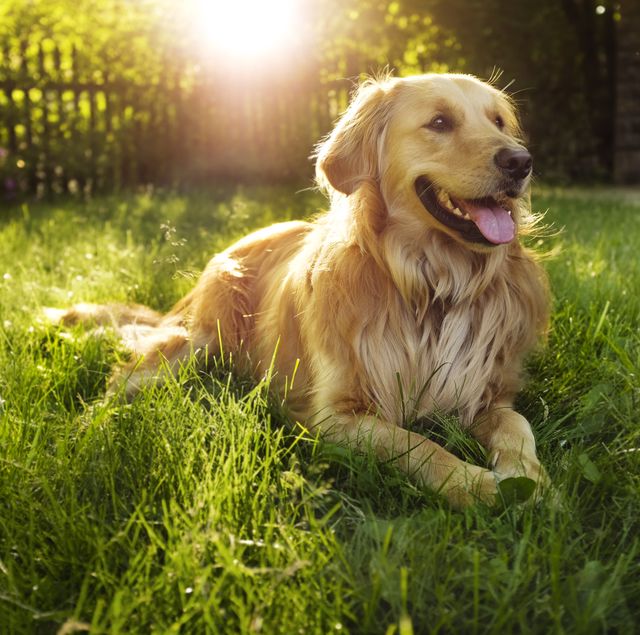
left=440, top=465, right=499, bottom=510
left=491, top=450, right=550, bottom=503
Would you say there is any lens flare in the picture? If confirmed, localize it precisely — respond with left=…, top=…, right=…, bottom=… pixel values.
left=189, top=0, right=301, bottom=62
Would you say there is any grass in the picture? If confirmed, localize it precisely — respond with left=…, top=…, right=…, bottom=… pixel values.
left=0, top=184, right=639, bottom=634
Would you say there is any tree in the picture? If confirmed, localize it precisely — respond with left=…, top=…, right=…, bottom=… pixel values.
left=614, top=0, right=640, bottom=183
left=425, top=0, right=619, bottom=181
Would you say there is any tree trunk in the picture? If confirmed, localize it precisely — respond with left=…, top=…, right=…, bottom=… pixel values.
left=614, top=0, right=640, bottom=183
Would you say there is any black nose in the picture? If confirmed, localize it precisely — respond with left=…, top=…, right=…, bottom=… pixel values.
left=494, top=148, right=532, bottom=180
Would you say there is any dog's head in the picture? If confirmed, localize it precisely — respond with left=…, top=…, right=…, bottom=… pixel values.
left=316, top=73, right=532, bottom=251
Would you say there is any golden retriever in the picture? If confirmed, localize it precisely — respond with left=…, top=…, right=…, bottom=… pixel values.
left=51, top=73, right=550, bottom=508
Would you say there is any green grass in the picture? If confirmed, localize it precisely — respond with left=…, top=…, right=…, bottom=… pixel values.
left=1, top=185, right=639, bottom=634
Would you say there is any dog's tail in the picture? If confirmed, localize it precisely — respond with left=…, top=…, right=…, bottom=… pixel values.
left=44, top=302, right=163, bottom=329
left=44, top=302, right=185, bottom=356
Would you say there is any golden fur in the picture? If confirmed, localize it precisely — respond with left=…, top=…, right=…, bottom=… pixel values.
left=53, top=73, right=550, bottom=508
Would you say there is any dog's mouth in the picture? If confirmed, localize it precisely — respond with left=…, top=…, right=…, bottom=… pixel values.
left=415, top=177, right=516, bottom=246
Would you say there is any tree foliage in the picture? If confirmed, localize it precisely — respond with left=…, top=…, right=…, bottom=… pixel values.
left=0, top=0, right=622, bottom=193
left=426, top=0, right=619, bottom=179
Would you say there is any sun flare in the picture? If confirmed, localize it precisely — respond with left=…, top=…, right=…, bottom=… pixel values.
left=189, top=0, right=301, bottom=62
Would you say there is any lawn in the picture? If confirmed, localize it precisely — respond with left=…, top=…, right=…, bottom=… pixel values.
left=0, top=185, right=639, bottom=634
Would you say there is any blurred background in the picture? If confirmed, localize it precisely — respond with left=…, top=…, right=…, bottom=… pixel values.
left=0, top=0, right=638, bottom=197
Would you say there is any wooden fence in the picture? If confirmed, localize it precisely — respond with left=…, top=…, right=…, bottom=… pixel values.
left=0, top=38, right=355, bottom=196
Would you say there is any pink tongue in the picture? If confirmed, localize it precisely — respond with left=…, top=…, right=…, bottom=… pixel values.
left=463, top=201, right=515, bottom=244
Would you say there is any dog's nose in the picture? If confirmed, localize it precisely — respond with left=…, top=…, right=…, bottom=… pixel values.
left=494, top=148, right=532, bottom=181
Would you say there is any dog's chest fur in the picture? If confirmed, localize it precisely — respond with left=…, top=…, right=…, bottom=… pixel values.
left=358, top=292, right=507, bottom=426
left=353, top=238, right=531, bottom=426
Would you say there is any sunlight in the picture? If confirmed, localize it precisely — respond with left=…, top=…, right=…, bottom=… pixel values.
left=188, top=0, right=301, bottom=62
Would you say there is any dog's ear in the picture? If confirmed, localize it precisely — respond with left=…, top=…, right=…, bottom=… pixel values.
left=315, top=80, right=393, bottom=195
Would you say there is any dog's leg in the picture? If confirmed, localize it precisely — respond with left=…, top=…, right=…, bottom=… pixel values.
left=470, top=403, right=549, bottom=490
left=107, top=325, right=202, bottom=401
left=45, top=302, right=194, bottom=400
left=315, top=413, right=498, bottom=509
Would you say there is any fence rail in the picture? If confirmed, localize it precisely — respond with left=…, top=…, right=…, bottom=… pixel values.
left=0, top=38, right=355, bottom=195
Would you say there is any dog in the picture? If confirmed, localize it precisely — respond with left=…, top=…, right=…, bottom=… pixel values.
left=50, top=73, right=550, bottom=509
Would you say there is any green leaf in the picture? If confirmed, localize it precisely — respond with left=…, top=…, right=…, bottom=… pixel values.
left=577, top=453, right=602, bottom=483
left=497, top=477, right=536, bottom=506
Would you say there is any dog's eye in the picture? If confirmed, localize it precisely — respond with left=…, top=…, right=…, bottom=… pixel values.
left=426, top=115, right=453, bottom=132
left=495, top=115, right=505, bottom=130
